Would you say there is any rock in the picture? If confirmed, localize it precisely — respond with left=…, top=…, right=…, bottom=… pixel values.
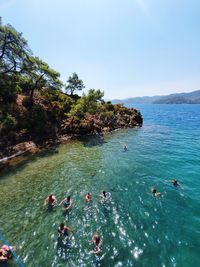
left=0, top=141, right=38, bottom=161
left=11, top=141, right=38, bottom=154
left=102, top=127, right=111, bottom=133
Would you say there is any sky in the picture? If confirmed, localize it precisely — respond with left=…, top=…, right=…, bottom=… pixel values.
left=1, top=0, right=200, bottom=99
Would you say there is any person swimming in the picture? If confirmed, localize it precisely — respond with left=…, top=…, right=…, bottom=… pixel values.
left=90, top=233, right=102, bottom=255
left=166, top=179, right=180, bottom=187
left=99, top=191, right=107, bottom=202
left=85, top=193, right=92, bottom=203
left=58, top=223, right=72, bottom=237
left=59, top=195, right=72, bottom=212
left=44, top=194, right=57, bottom=211
left=0, top=247, right=8, bottom=263
left=123, top=144, right=128, bottom=151
left=0, top=245, right=13, bottom=263
left=151, top=188, right=161, bottom=197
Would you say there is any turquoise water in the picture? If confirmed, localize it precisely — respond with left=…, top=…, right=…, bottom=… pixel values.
left=0, top=104, right=200, bottom=267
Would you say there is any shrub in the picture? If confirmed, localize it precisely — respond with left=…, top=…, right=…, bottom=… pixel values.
left=0, top=113, right=17, bottom=131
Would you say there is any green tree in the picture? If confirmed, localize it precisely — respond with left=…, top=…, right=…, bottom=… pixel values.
left=0, top=73, right=21, bottom=102
left=0, top=19, right=62, bottom=106
left=0, top=19, right=31, bottom=102
left=65, top=72, right=85, bottom=96
left=0, top=19, right=30, bottom=75
left=22, top=56, right=62, bottom=106
left=69, top=89, right=104, bottom=119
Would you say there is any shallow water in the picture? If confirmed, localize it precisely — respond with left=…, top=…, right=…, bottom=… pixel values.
left=0, top=104, right=200, bottom=267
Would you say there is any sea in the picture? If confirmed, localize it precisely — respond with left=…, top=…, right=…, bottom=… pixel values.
left=0, top=104, right=200, bottom=267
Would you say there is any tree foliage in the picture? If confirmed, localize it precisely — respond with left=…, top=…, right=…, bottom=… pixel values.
left=69, top=89, right=104, bottom=119
left=0, top=19, right=62, bottom=105
left=65, top=72, right=85, bottom=95
left=0, top=19, right=30, bottom=75
left=22, top=56, right=62, bottom=106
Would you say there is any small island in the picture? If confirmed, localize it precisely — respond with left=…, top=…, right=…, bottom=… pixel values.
left=0, top=21, right=143, bottom=165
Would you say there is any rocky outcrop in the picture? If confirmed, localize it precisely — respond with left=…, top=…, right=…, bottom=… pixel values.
left=60, top=107, right=143, bottom=135
left=0, top=104, right=142, bottom=167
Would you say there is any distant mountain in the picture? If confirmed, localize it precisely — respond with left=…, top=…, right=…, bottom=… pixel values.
left=112, top=96, right=162, bottom=104
left=112, top=90, right=200, bottom=104
left=153, top=90, right=200, bottom=104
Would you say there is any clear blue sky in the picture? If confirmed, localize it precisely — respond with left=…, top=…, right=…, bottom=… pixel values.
left=1, top=0, right=200, bottom=99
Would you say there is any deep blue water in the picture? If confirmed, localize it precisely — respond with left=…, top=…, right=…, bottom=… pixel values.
left=0, top=104, right=200, bottom=267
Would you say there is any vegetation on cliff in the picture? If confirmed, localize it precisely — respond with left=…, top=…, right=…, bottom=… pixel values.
left=0, top=19, right=142, bottom=153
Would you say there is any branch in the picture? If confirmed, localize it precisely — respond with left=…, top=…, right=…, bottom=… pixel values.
left=0, top=33, right=15, bottom=60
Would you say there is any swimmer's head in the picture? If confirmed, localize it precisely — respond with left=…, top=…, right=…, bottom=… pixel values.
left=60, top=223, right=64, bottom=229
left=173, top=180, right=178, bottom=186
left=152, top=188, right=157, bottom=194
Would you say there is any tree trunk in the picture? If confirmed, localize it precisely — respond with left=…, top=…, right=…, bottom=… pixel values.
left=29, top=87, right=34, bottom=107
left=29, top=74, right=44, bottom=108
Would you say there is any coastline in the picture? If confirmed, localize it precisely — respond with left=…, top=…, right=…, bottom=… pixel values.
left=0, top=124, right=142, bottom=171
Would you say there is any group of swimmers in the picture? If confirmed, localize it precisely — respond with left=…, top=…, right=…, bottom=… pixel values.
left=44, top=194, right=73, bottom=212
left=0, top=144, right=181, bottom=263
left=0, top=245, right=12, bottom=263
left=44, top=191, right=109, bottom=254
left=43, top=178, right=180, bottom=256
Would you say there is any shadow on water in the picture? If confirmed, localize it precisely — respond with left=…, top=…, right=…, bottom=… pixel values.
left=78, top=135, right=107, bottom=148
left=0, top=145, right=59, bottom=178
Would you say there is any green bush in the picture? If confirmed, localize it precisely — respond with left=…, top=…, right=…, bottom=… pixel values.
left=1, top=113, right=17, bottom=131
left=99, top=111, right=114, bottom=120
left=69, top=89, right=104, bottom=119
left=0, top=73, right=22, bottom=103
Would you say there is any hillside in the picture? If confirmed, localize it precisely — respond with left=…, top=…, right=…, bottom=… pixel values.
left=112, top=90, right=200, bottom=104
left=153, top=90, right=200, bottom=104
left=112, top=95, right=162, bottom=104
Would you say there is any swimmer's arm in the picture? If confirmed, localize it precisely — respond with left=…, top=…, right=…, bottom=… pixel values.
left=66, top=201, right=72, bottom=210
left=66, top=226, right=73, bottom=232
left=99, top=193, right=104, bottom=199
left=58, top=232, right=62, bottom=237
left=58, top=228, right=64, bottom=237
left=94, top=246, right=101, bottom=254
left=53, top=197, right=58, bottom=205
left=156, top=192, right=161, bottom=196
left=58, top=199, right=64, bottom=206
left=44, top=198, right=48, bottom=205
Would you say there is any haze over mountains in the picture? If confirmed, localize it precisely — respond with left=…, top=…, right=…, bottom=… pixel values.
left=112, top=90, right=200, bottom=104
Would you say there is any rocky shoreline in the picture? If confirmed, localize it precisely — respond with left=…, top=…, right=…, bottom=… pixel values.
left=0, top=123, right=142, bottom=171
left=0, top=103, right=143, bottom=171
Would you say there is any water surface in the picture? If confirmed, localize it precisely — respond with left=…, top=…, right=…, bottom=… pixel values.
left=0, top=104, right=200, bottom=267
